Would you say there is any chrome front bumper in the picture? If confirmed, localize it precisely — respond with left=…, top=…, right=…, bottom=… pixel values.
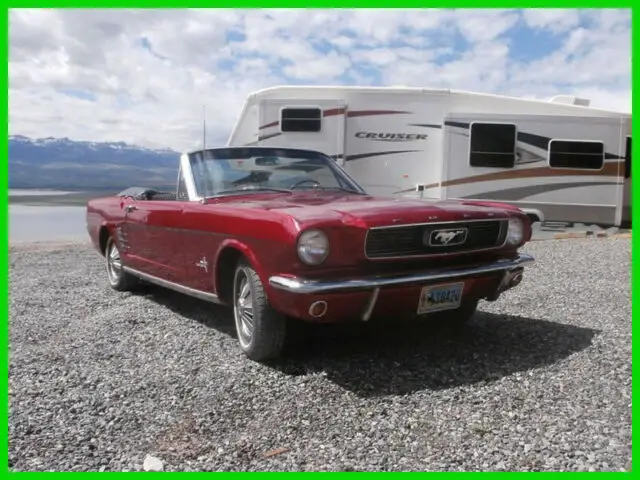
left=268, top=253, right=535, bottom=294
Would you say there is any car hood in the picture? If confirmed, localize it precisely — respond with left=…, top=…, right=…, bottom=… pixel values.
left=210, top=193, right=517, bottom=228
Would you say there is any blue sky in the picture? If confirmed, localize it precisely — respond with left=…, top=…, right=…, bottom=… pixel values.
left=8, top=8, right=631, bottom=150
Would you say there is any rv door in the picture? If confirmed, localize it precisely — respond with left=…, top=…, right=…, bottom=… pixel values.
left=621, top=134, right=631, bottom=227
left=257, top=99, right=346, bottom=165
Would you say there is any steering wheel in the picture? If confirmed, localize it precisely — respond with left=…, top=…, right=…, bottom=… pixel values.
left=290, top=179, right=322, bottom=190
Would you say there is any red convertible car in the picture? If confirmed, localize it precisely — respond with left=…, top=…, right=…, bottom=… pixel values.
left=87, top=146, right=534, bottom=361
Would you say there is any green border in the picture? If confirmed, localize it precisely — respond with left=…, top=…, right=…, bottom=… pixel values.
left=2, top=5, right=6, bottom=478
left=631, top=4, right=636, bottom=476
left=4, top=4, right=635, bottom=475
left=2, top=1, right=637, bottom=6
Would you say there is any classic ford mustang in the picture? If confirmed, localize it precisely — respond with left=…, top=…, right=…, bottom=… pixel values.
left=86, top=146, right=534, bottom=361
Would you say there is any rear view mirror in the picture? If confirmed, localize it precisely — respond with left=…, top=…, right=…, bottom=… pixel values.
left=254, top=157, right=280, bottom=166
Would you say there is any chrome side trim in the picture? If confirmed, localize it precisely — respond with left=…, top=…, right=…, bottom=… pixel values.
left=269, top=253, right=534, bottom=295
left=363, top=218, right=510, bottom=260
left=123, top=266, right=222, bottom=304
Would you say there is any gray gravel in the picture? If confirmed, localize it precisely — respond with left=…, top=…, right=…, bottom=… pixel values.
left=8, top=237, right=632, bottom=472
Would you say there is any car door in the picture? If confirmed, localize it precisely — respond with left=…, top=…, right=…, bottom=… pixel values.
left=176, top=203, right=227, bottom=293
left=120, top=197, right=184, bottom=282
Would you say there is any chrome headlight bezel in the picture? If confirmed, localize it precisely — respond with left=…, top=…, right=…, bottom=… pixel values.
left=506, top=217, right=524, bottom=246
left=297, top=229, right=330, bottom=265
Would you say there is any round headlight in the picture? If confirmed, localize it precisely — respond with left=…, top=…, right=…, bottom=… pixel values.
left=297, top=229, right=330, bottom=265
left=506, top=217, right=524, bottom=246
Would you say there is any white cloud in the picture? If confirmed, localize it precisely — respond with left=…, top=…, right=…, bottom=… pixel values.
left=522, top=8, right=581, bottom=33
left=8, top=8, right=631, bottom=151
left=453, top=9, right=520, bottom=42
left=283, top=51, right=351, bottom=81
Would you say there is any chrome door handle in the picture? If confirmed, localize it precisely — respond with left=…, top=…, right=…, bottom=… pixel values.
left=125, top=205, right=137, bottom=213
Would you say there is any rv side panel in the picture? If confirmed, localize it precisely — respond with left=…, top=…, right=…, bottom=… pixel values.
left=254, top=98, right=346, bottom=161
left=441, top=113, right=625, bottom=225
left=226, top=86, right=630, bottom=226
left=342, top=91, right=449, bottom=198
left=227, top=101, right=259, bottom=147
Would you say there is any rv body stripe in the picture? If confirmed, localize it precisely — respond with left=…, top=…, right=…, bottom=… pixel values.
left=443, top=121, right=470, bottom=129
left=258, top=108, right=409, bottom=130
left=257, top=132, right=283, bottom=142
left=331, top=150, right=421, bottom=162
left=517, top=131, right=554, bottom=151
left=344, top=150, right=421, bottom=162
left=259, top=120, right=280, bottom=130
left=443, top=120, right=624, bottom=159
left=346, top=110, right=411, bottom=118
left=392, top=161, right=624, bottom=194
left=459, top=181, right=616, bottom=202
left=443, top=161, right=624, bottom=186
left=324, top=107, right=346, bottom=117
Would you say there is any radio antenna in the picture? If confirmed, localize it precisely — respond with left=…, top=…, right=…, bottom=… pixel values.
left=202, top=104, right=207, bottom=150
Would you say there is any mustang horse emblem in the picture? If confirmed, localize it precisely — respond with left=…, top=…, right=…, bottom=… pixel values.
left=429, top=228, right=468, bottom=246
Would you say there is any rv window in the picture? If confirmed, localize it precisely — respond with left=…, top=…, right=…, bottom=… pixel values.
left=280, top=107, right=322, bottom=133
left=548, top=140, right=604, bottom=170
left=469, top=122, right=516, bottom=168
left=625, top=136, right=631, bottom=179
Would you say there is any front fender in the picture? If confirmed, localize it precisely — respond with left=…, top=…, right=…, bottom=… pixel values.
left=213, top=238, right=270, bottom=290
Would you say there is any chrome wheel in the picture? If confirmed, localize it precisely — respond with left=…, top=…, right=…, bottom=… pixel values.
left=234, top=268, right=254, bottom=348
left=106, top=239, right=123, bottom=285
left=231, top=258, right=287, bottom=361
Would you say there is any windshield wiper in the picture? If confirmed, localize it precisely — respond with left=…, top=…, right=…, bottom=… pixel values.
left=203, top=186, right=292, bottom=199
left=313, top=186, right=367, bottom=195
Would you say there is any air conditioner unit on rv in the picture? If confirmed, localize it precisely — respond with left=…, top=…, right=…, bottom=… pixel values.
left=549, top=95, right=590, bottom=107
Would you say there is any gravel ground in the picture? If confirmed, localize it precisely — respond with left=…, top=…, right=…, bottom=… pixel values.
left=8, top=237, right=632, bottom=472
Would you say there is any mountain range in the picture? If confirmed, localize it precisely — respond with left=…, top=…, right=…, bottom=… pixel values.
left=8, top=135, right=182, bottom=190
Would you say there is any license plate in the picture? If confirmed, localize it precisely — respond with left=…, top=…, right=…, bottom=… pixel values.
left=416, top=282, right=464, bottom=314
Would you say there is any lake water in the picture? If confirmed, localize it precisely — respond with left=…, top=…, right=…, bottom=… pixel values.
left=9, top=188, right=80, bottom=197
left=8, top=189, right=88, bottom=243
left=9, top=205, right=88, bottom=244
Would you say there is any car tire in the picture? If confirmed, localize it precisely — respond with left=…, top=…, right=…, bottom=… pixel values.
left=232, top=258, right=287, bottom=361
left=105, top=236, right=137, bottom=292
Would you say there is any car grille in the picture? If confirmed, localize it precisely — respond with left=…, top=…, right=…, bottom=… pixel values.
left=364, top=220, right=508, bottom=259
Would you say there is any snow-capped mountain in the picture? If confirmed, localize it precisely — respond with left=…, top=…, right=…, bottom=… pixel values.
left=9, top=135, right=178, bottom=155
left=8, top=135, right=181, bottom=189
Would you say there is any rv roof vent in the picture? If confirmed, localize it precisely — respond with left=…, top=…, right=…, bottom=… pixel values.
left=549, top=95, right=590, bottom=107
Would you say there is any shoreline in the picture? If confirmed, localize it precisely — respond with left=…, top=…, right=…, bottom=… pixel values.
left=9, top=192, right=102, bottom=207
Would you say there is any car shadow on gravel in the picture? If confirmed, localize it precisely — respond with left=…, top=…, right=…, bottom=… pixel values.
left=271, top=310, right=600, bottom=397
left=134, top=288, right=598, bottom=398
left=133, top=286, right=238, bottom=337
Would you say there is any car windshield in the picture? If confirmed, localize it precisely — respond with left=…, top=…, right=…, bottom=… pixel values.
left=187, top=147, right=365, bottom=199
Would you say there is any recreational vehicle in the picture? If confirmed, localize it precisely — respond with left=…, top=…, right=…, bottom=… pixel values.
left=227, top=86, right=632, bottom=227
